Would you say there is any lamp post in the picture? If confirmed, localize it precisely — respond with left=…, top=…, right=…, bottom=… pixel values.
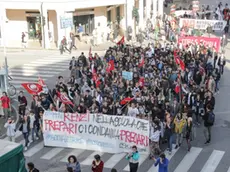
left=40, top=2, right=46, bottom=49
left=125, top=0, right=128, bottom=40
left=1, top=6, right=8, bottom=92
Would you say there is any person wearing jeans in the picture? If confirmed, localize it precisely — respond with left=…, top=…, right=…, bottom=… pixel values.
left=174, top=113, right=186, bottom=149
left=4, top=117, right=16, bottom=142
left=165, top=116, right=173, bottom=154
left=19, top=115, right=30, bottom=151
left=202, top=104, right=213, bottom=144
left=29, top=110, right=39, bottom=142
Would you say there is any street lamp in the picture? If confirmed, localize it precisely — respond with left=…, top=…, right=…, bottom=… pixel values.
left=125, top=0, right=128, bottom=40
left=0, top=6, right=9, bottom=92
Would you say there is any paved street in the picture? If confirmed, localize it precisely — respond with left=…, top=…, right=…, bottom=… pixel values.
left=1, top=1, right=230, bottom=170
left=0, top=38, right=229, bottom=172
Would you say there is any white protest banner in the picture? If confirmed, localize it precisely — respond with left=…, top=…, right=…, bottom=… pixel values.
left=179, top=18, right=227, bottom=31
left=43, top=111, right=150, bottom=154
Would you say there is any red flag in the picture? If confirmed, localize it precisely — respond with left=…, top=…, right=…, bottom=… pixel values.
left=174, top=84, right=180, bottom=94
left=174, top=56, right=185, bottom=71
left=57, top=92, right=74, bottom=106
left=95, top=79, right=101, bottom=88
left=38, top=76, right=45, bottom=86
left=117, top=36, right=125, bottom=45
left=138, top=55, right=145, bottom=67
left=138, top=77, right=145, bottom=87
left=106, top=60, right=115, bottom=73
left=21, top=83, right=43, bottom=95
left=120, top=97, right=134, bottom=105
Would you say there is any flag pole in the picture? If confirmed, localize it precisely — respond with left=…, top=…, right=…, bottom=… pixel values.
left=66, top=103, right=75, bottom=113
left=120, top=99, right=133, bottom=111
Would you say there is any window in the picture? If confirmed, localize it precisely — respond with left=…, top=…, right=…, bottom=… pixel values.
left=107, top=10, right=111, bottom=23
left=116, top=6, right=120, bottom=23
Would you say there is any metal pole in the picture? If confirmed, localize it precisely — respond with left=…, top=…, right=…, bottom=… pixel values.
left=40, top=2, right=45, bottom=49
left=1, top=12, right=8, bottom=92
left=125, top=0, right=128, bottom=40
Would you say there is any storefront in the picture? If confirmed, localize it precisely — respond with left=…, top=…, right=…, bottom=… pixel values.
left=0, top=0, right=162, bottom=49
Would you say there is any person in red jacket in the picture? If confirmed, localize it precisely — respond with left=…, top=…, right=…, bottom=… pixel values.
left=91, top=154, right=104, bottom=172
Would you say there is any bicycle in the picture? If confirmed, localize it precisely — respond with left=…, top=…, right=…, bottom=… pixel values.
left=7, top=75, right=17, bottom=97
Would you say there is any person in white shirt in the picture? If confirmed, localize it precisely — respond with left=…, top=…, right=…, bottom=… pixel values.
left=29, top=110, right=39, bottom=142
left=149, top=120, right=161, bottom=158
left=4, top=117, right=16, bottom=142
left=127, top=103, right=139, bottom=118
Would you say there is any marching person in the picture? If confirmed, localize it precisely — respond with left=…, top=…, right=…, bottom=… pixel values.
left=27, top=162, right=39, bottom=172
left=4, top=117, right=16, bottom=142
left=66, top=155, right=81, bottom=172
left=203, top=104, right=215, bottom=144
left=126, top=145, right=140, bottom=172
left=174, top=113, right=186, bottom=149
left=19, top=115, right=30, bottom=151
left=92, top=154, right=104, bottom=172
left=0, top=91, right=11, bottom=118
left=152, top=153, right=169, bottom=172
left=29, top=110, right=39, bottom=142
left=185, top=110, right=193, bottom=152
left=18, top=91, right=27, bottom=117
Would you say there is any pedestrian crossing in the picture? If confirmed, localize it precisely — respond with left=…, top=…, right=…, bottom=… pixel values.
left=1, top=131, right=230, bottom=172
left=8, top=54, right=71, bottom=90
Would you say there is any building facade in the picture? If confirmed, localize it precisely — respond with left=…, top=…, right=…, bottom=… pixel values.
left=0, top=0, right=164, bottom=49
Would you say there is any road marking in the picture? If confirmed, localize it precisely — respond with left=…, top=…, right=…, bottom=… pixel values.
left=38, top=58, right=69, bottom=62
left=148, top=144, right=178, bottom=172
left=104, top=153, right=126, bottom=168
left=31, top=61, right=69, bottom=66
left=227, top=166, right=230, bottom=172
left=10, top=72, right=54, bottom=77
left=123, top=154, right=148, bottom=171
left=4, top=131, right=21, bottom=140
left=81, top=152, right=104, bottom=166
left=60, top=149, right=85, bottom=162
left=24, top=142, right=44, bottom=157
left=24, top=63, right=68, bottom=69
left=173, top=147, right=202, bottom=172
left=200, top=150, right=225, bottom=172
left=21, top=66, right=65, bottom=71
left=9, top=76, right=51, bottom=81
left=41, top=148, right=64, bottom=160
left=9, top=69, right=60, bottom=75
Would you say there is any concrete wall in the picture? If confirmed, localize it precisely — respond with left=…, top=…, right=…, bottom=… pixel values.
left=5, top=9, right=27, bottom=47
left=48, top=10, right=58, bottom=46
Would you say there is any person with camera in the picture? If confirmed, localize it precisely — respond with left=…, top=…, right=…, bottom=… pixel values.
left=152, top=153, right=169, bottom=172
left=91, top=154, right=104, bottom=172
left=126, top=145, right=140, bottom=172
left=4, top=117, right=16, bottom=142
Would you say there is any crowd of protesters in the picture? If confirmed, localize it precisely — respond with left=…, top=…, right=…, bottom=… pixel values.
left=0, top=3, right=228, bottom=172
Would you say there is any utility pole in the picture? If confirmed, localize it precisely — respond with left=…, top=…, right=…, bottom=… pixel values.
left=125, top=0, right=128, bottom=40
left=40, top=2, right=45, bottom=49
left=1, top=6, right=8, bottom=91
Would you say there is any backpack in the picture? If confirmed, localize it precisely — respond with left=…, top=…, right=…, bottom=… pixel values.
left=207, top=111, right=215, bottom=125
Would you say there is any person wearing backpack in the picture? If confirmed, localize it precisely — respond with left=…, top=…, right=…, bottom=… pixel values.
left=202, top=104, right=215, bottom=144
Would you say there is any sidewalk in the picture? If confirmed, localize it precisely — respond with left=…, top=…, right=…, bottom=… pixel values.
left=0, top=41, right=116, bottom=53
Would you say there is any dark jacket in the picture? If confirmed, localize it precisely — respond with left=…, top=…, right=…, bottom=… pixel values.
left=202, top=110, right=213, bottom=127
left=19, top=117, right=30, bottom=133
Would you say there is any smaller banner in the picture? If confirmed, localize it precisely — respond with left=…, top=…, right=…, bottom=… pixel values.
left=179, top=18, right=227, bottom=31
left=60, top=17, right=73, bottom=29
left=122, top=71, right=133, bottom=81
left=178, top=36, right=221, bottom=52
